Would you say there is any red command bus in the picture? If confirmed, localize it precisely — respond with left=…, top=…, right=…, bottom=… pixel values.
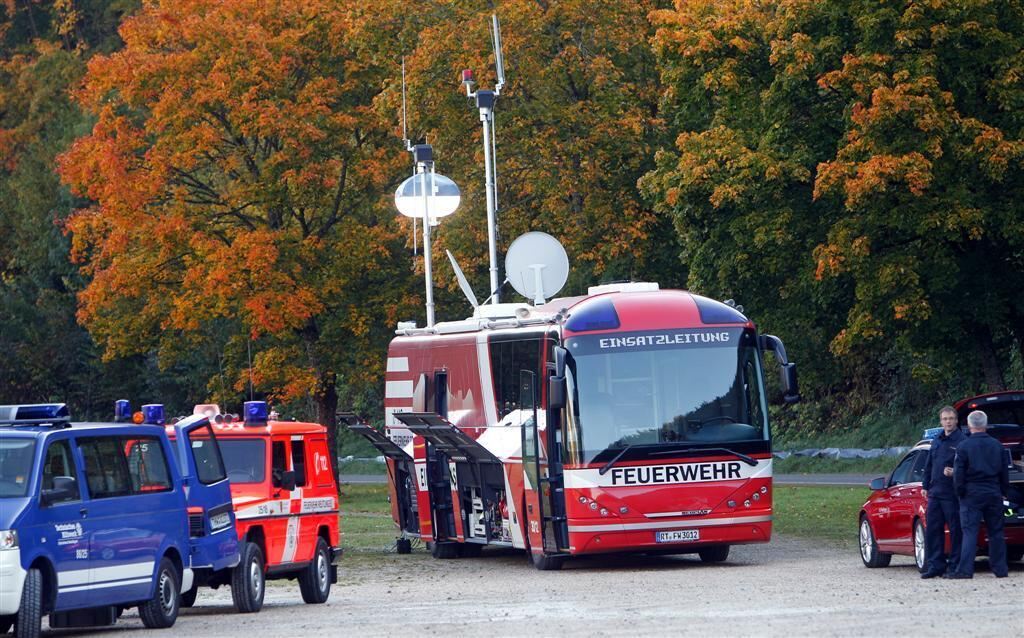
left=345, top=282, right=798, bottom=570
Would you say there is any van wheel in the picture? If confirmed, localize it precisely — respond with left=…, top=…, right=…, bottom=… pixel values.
left=138, top=558, right=180, bottom=629
left=859, top=516, right=892, bottom=568
left=531, top=552, right=565, bottom=571
left=231, top=542, right=265, bottom=613
left=698, top=545, right=730, bottom=563
left=396, top=538, right=412, bottom=554
left=14, top=568, right=42, bottom=638
left=180, top=585, right=198, bottom=608
left=298, top=538, right=331, bottom=604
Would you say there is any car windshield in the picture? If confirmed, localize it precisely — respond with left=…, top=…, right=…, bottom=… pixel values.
left=0, top=437, right=37, bottom=497
left=219, top=439, right=266, bottom=484
left=564, top=327, right=768, bottom=465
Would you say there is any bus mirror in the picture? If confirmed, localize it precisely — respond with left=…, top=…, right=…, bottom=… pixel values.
left=553, top=346, right=567, bottom=378
left=548, top=375, right=566, bottom=411
left=781, top=363, right=800, bottom=404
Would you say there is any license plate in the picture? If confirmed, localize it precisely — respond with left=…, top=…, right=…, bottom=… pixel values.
left=655, top=529, right=700, bottom=543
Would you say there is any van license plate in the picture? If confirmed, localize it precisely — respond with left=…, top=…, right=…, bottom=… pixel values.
left=655, top=529, right=700, bottom=543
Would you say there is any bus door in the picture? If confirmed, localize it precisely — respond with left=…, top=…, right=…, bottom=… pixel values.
left=520, top=370, right=565, bottom=561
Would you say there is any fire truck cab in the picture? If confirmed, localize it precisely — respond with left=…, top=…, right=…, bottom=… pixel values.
left=167, top=401, right=340, bottom=612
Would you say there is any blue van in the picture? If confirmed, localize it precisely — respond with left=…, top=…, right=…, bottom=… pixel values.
left=0, top=404, right=238, bottom=638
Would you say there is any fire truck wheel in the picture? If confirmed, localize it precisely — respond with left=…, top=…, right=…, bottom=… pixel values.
left=298, top=538, right=332, bottom=604
left=531, top=552, right=565, bottom=571
left=459, top=543, right=483, bottom=558
left=138, top=558, right=180, bottom=629
left=180, top=585, right=198, bottom=608
left=13, top=568, right=42, bottom=638
left=231, top=542, right=265, bottom=613
left=430, top=542, right=460, bottom=559
left=396, top=538, right=412, bottom=554
left=697, top=545, right=730, bottom=563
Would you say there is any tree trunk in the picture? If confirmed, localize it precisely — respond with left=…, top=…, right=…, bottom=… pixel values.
left=975, top=326, right=1005, bottom=392
left=313, top=370, right=339, bottom=487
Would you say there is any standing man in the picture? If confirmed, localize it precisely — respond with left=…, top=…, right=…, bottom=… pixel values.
left=948, top=410, right=1010, bottom=578
left=920, top=406, right=965, bottom=578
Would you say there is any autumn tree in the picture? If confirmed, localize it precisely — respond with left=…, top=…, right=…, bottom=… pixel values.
left=60, top=0, right=419, bottom=460
left=642, top=0, right=1024, bottom=412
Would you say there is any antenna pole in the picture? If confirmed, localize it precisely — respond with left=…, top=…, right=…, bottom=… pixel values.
left=419, top=161, right=435, bottom=327
left=480, top=106, right=499, bottom=303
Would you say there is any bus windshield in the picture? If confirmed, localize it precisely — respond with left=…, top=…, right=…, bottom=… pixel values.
left=564, top=327, right=768, bottom=465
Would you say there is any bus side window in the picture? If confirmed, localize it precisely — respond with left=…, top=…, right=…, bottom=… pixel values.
left=292, top=439, right=307, bottom=487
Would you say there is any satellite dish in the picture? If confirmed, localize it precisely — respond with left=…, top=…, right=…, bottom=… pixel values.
left=505, top=232, right=569, bottom=305
left=446, top=250, right=479, bottom=308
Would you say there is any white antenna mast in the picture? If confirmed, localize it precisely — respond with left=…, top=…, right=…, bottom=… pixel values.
left=401, top=58, right=418, bottom=254
left=462, top=13, right=507, bottom=304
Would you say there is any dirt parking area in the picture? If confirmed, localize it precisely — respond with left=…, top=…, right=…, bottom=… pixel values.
left=48, top=536, right=1023, bottom=637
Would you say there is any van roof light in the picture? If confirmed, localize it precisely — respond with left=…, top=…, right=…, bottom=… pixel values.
left=244, top=401, right=268, bottom=426
left=141, top=404, right=165, bottom=425
left=114, top=399, right=131, bottom=423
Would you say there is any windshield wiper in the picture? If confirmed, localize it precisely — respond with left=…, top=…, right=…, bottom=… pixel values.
left=650, top=446, right=758, bottom=467
left=599, top=445, right=633, bottom=475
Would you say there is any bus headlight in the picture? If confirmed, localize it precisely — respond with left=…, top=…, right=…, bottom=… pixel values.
left=0, top=530, right=17, bottom=550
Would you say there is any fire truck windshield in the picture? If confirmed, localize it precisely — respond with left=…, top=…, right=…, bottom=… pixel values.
left=563, top=327, right=768, bottom=465
left=218, top=439, right=267, bottom=484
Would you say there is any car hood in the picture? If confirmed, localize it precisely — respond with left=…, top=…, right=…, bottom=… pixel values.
left=0, top=498, right=30, bottom=529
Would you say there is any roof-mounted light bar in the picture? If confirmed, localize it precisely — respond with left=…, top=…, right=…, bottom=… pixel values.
left=0, top=403, right=71, bottom=427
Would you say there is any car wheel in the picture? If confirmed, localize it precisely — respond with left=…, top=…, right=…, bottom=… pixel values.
left=913, top=520, right=927, bottom=572
left=13, top=568, right=42, bottom=638
left=138, top=558, right=180, bottom=629
left=430, top=541, right=460, bottom=559
left=231, top=542, right=265, bottom=613
left=698, top=545, right=730, bottom=563
left=396, top=538, right=412, bottom=555
left=531, top=551, right=565, bottom=571
left=298, top=538, right=331, bottom=604
left=1008, top=546, right=1024, bottom=563
left=180, top=585, right=198, bottom=608
left=859, top=516, right=892, bottom=568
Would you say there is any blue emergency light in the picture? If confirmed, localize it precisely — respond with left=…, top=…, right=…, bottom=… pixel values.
left=566, top=297, right=620, bottom=332
left=244, top=401, right=269, bottom=426
left=0, top=403, right=71, bottom=425
left=141, top=404, right=165, bottom=425
left=114, top=399, right=131, bottom=423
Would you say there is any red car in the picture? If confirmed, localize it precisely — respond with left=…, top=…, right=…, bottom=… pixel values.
left=859, top=391, right=1024, bottom=570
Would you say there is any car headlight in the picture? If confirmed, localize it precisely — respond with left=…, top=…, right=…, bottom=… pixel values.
left=0, top=530, right=17, bottom=550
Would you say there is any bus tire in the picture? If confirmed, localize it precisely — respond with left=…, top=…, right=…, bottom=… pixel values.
left=698, top=545, right=730, bottom=563
left=14, top=568, right=42, bottom=638
left=531, top=552, right=565, bottom=571
left=298, top=538, right=331, bottom=605
left=459, top=543, right=483, bottom=558
left=138, top=558, right=180, bottom=629
left=231, top=542, right=265, bottom=613
left=430, top=541, right=459, bottom=559
left=396, top=538, right=412, bottom=554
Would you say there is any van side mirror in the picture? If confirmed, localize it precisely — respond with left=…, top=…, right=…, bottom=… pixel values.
left=548, top=375, right=566, bottom=411
left=279, top=470, right=297, bottom=491
left=869, top=477, right=886, bottom=491
left=41, top=476, right=77, bottom=506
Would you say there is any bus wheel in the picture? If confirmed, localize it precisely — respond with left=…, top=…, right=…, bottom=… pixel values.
left=298, top=538, right=332, bottom=604
left=531, top=552, right=565, bottom=571
left=13, top=568, right=42, bottom=638
left=698, top=545, right=730, bottom=563
left=231, top=542, right=265, bottom=613
left=430, top=542, right=460, bottom=559
left=459, top=543, right=483, bottom=558
left=396, top=538, right=412, bottom=554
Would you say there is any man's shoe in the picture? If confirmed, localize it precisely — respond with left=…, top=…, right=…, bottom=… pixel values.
left=944, top=572, right=972, bottom=579
left=920, top=571, right=943, bottom=579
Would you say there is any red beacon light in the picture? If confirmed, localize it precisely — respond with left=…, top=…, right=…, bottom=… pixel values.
left=244, top=400, right=268, bottom=426
left=461, top=69, right=474, bottom=84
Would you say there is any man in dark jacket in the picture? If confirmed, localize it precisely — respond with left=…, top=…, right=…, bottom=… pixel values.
left=947, top=410, right=1010, bottom=578
left=920, top=406, right=966, bottom=578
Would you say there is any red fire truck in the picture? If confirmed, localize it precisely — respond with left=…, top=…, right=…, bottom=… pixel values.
left=167, top=401, right=340, bottom=610
left=345, top=281, right=798, bottom=570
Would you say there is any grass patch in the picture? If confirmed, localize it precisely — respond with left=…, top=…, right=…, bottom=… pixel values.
left=773, top=485, right=870, bottom=547
left=339, top=459, right=387, bottom=475
left=774, top=455, right=896, bottom=475
left=339, top=483, right=397, bottom=552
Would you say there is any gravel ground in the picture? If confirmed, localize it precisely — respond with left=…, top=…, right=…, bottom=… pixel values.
left=42, top=536, right=1023, bottom=637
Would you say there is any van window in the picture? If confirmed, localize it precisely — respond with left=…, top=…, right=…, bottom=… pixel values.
left=292, top=439, right=307, bottom=487
left=80, top=438, right=133, bottom=499
left=271, top=441, right=287, bottom=486
left=41, top=440, right=79, bottom=504
left=126, top=438, right=172, bottom=492
left=187, top=424, right=227, bottom=485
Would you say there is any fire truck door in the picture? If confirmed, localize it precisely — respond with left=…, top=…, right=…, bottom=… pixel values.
left=520, top=371, right=558, bottom=554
